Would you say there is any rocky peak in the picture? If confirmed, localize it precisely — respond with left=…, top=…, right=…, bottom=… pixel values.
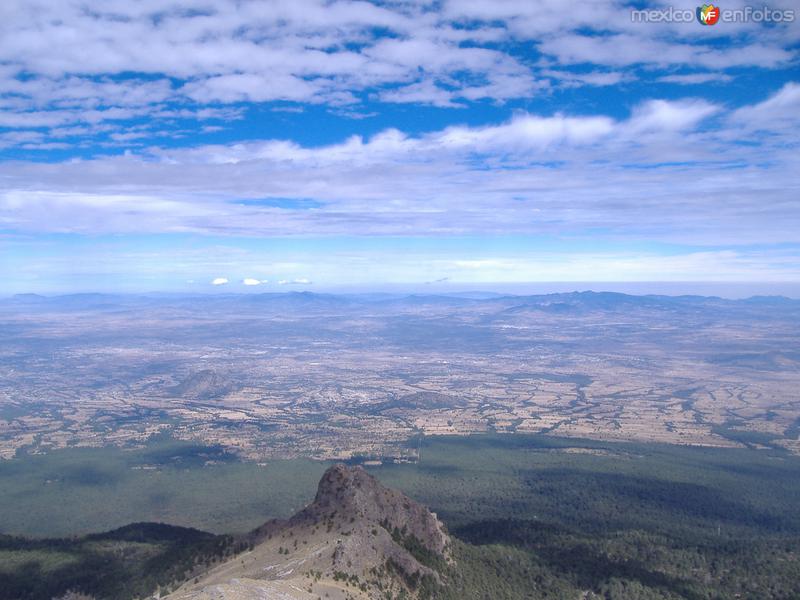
left=302, top=464, right=450, bottom=558
left=169, top=465, right=453, bottom=600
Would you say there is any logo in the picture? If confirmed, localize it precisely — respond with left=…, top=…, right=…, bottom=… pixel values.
left=632, top=3, right=794, bottom=24
left=697, top=4, right=721, bottom=25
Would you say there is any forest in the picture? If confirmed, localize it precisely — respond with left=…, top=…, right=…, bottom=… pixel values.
left=1, top=434, right=799, bottom=599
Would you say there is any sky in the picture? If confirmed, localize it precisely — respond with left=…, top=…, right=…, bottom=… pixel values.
left=0, top=0, right=799, bottom=296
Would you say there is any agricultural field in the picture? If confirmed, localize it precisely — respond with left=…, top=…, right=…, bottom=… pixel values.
left=2, top=292, right=799, bottom=464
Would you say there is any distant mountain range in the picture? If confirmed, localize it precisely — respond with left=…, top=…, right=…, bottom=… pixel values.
left=5, top=290, right=799, bottom=312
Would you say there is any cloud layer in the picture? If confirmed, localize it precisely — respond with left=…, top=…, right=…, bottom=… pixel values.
left=0, top=0, right=796, bottom=148
left=1, top=85, right=798, bottom=248
left=0, top=1, right=798, bottom=290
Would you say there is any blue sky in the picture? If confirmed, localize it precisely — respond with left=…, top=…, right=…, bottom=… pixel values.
left=0, top=0, right=798, bottom=295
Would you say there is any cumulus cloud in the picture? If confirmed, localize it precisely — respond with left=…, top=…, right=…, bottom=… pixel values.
left=0, top=87, right=798, bottom=247
left=625, top=99, right=720, bottom=134
left=211, top=277, right=229, bottom=285
left=0, top=0, right=793, bottom=147
left=0, top=2, right=795, bottom=290
left=432, top=113, right=615, bottom=151
left=730, top=82, right=800, bottom=128
left=0, top=0, right=544, bottom=129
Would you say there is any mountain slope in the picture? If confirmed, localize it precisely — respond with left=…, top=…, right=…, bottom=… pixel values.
left=0, top=523, right=236, bottom=600
left=169, top=369, right=234, bottom=400
left=167, top=464, right=451, bottom=600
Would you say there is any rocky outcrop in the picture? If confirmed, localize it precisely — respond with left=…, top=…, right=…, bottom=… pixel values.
left=297, top=464, right=449, bottom=559
left=167, top=464, right=452, bottom=600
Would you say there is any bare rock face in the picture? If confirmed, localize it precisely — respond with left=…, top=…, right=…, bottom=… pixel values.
left=169, top=369, right=234, bottom=400
left=298, top=464, right=450, bottom=559
left=167, top=464, right=452, bottom=600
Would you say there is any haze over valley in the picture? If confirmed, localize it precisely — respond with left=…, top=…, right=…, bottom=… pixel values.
left=2, top=290, right=799, bottom=465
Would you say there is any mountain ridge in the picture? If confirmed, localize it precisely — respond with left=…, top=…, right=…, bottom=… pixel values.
left=167, top=464, right=451, bottom=600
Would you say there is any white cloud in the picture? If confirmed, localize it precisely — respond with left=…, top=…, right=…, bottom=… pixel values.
left=657, top=73, right=734, bottom=85
left=0, top=0, right=543, bottom=117
left=0, top=189, right=218, bottom=233
left=0, top=0, right=792, bottom=143
left=730, top=82, right=800, bottom=128
left=0, top=2, right=795, bottom=288
left=211, top=277, right=229, bottom=285
left=432, top=112, right=616, bottom=151
left=625, top=99, right=720, bottom=134
left=379, top=79, right=462, bottom=108
left=453, top=260, right=509, bottom=270
left=539, top=34, right=793, bottom=70
left=0, top=91, right=797, bottom=247
left=242, top=278, right=262, bottom=286
left=543, top=69, right=628, bottom=88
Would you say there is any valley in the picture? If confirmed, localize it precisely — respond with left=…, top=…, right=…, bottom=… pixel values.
left=1, top=292, right=799, bottom=464
left=2, top=292, right=799, bottom=598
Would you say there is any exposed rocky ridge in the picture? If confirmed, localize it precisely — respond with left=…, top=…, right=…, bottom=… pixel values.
left=169, top=369, right=234, bottom=400
left=166, top=464, right=452, bottom=600
left=295, top=464, right=449, bottom=558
